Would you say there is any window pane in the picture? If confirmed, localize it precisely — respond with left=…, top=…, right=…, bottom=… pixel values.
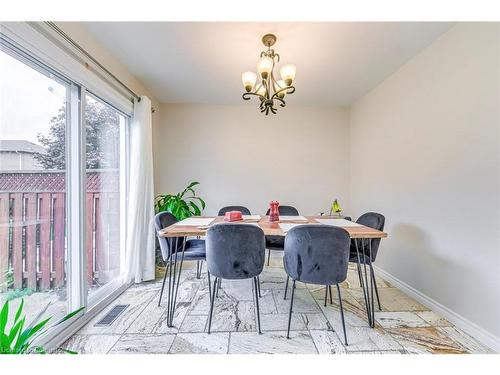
left=84, top=93, right=125, bottom=297
left=0, top=49, right=68, bottom=322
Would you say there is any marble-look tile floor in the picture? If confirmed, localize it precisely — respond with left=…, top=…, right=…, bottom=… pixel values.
left=63, top=254, right=494, bottom=354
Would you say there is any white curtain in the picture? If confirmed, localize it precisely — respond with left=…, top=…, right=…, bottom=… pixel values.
left=125, top=96, right=155, bottom=283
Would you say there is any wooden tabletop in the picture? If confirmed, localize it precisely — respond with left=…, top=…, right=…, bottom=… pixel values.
left=159, top=216, right=387, bottom=239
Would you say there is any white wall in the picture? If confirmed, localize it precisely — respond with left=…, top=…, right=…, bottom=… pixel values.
left=350, top=23, right=500, bottom=347
left=155, top=104, right=350, bottom=216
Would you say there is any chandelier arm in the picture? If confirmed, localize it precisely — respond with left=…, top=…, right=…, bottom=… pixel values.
left=242, top=92, right=266, bottom=101
left=273, top=96, right=286, bottom=108
left=270, top=85, right=295, bottom=101
left=256, top=81, right=267, bottom=100
left=262, top=77, right=271, bottom=99
left=270, top=71, right=280, bottom=95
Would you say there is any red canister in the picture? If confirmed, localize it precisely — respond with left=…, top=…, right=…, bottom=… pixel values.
left=224, top=211, right=243, bottom=222
left=268, top=201, right=280, bottom=222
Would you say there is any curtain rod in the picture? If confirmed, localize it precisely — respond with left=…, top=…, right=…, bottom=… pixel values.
left=44, top=22, right=156, bottom=113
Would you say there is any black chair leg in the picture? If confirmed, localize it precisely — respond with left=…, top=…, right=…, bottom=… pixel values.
left=337, top=284, right=348, bottom=346
left=329, top=285, right=333, bottom=304
left=196, top=260, right=202, bottom=279
left=286, top=280, right=296, bottom=339
left=324, top=285, right=328, bottom=307
left=207, top=271, right=212, bottom=304
left=207, top=277, right=218, bottom=334
left=266, top=249, right=271, bottom=266
left=257, top=276, right=262, bottom=298
left=158, top=264, right=168, bottom=306
left=284, top=275, right=289, bottom=300
left=253, top=277, right=262, bottom=334
left=356, top=262, right=363, bottom=288
left=216, top=277, right=221, bottom=297
left=370, top=264, right=382, bottom=310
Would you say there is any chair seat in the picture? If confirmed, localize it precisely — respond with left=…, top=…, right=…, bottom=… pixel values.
left=265, top=235, right=284, bottom=250
left=171, top=239, right=206, bottom=261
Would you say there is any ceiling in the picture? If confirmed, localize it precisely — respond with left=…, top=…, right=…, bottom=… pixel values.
left=83, top=22, right=453, bottom=106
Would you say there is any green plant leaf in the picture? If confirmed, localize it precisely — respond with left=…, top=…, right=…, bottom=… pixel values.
left=0, top=300, right=9, bottom=335
left=58, top=348, right=78, bottom=354
left=14, top=317, right=51, bottom=352
left=182, top=181, right=199, bottom=195
left=0, top=332, right=12, bottom=353
left=189, top=201, right=201, bottom=216
left=189, top=196, right=206, bottom=210
left=8, top=317, right=24, bottom=343
left=54, top=306, right=84, bottom=326
left=14, top=299, right=24, bottom=324
left=34, top=346, right=47, bottom=354
left=155, top=194, right=175, bottom=213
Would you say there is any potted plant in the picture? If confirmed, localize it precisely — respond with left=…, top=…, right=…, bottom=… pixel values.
left=154, top=181, right=206, bottom=268
left=154, top=181, right=206, bottom=219
left=0, top=298, right=84, bottom=354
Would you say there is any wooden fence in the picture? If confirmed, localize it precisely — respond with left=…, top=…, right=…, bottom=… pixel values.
left=0, top=172, right=120, bottom=292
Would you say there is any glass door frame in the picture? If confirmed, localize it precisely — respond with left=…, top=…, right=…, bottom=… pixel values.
left=83, top=90, right=131, bottom=309
left=46, top=86, right=132, bottom=349
left=0, top=34, right=132, bottom=349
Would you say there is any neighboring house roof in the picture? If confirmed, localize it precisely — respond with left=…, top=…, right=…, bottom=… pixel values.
left=0, top=171, right=119, bottom=193
left=0, top=140, right=46, bottom=154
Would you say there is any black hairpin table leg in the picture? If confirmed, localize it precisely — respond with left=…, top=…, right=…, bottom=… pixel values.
left=165, top=236, right=186, bottom=327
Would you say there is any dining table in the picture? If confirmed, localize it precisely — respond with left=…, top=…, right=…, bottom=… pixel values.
left=158, top=215, right=387, bottom=328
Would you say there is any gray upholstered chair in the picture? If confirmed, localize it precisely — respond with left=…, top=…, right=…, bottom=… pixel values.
left=218, top=206, right=251, bottom=216
left=214, top=206, right=253, bottom=295
left=264, top=205, right=299, bottom=266
left=349, top=212, right=385, bottom=310
left=205, top=223, right=265, bottom=334
left=154, top=211, right=207, bottom=306
left=284, top=225, right=350, bottom=344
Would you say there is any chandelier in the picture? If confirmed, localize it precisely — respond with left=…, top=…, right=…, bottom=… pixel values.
left=241, top=34, right=296, bottom=115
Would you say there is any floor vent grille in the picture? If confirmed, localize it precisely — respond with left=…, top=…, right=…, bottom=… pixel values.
left=94, top=304, right=129, bottom=327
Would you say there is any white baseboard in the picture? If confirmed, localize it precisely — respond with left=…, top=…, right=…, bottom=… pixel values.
left=373, top=265, right=500, bottom=353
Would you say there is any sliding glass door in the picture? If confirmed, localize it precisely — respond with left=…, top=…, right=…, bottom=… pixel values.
left=84, top=93, right=127, bottom=299
left=0, top=39, right=130, bottom=343
left=0, top=47, right=69, bottom=322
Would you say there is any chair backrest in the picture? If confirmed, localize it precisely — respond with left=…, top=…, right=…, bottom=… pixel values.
left=218, top=206, right=251, bottom=216
left=356, top=212, right=385, bottom=261
left=265, top=205, right=299, bottom=216
left=284, top=225, right=350, bottom=285
left=206, top=223, right=265, bottom=279
left=154, top=211, right=180, bottom=261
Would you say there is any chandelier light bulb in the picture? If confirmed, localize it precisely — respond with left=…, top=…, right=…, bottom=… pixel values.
left=280, top=64, right=296, bottom=86
left=241, top=71, right=257, bottom=92
left=258, top=56, right=273, bottom=79
left=276, top=80, right=287, bottom=98
left=257, top=84, right=267, bottom=99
